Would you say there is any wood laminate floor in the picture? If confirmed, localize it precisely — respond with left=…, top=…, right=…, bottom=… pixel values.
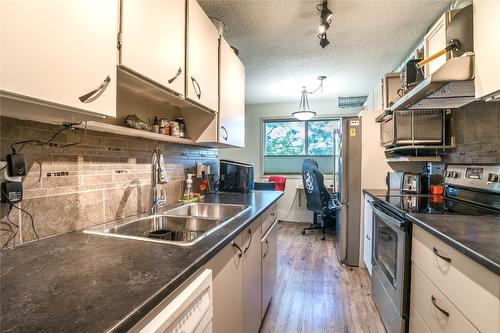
left=259, top=222, right=386, bottom=333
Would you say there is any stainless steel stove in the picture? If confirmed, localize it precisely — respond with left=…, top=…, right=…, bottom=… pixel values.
left=370, top=164, right=500, bottom=333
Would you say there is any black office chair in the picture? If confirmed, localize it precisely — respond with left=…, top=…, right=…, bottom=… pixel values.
left=300, top=158, right=336, bottom=240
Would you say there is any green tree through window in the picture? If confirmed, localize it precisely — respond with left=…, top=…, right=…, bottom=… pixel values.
left=263, top=119, right=339, bottom=175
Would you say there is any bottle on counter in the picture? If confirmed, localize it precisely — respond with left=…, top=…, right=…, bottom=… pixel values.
left=170, top=120, right=180, bottom=137
left=152, top=116, right=160, bottom=133
left=176, top=118, right=186, bottom=138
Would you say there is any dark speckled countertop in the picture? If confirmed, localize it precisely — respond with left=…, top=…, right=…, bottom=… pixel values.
left=0, top=191, right=282, bottom=333
left=364, top=189, right=500, bottom=275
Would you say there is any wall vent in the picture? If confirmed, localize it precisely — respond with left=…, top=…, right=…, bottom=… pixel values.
left=337, top=96, right=368, bottom=108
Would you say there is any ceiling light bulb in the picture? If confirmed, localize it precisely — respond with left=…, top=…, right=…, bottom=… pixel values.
left=318, top=21, right=330, bottom=34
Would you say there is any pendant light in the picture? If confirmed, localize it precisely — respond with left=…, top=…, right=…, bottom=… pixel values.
left=292, top=87, right=316, bottom=120
left=292, top=76, right=327, bottom=120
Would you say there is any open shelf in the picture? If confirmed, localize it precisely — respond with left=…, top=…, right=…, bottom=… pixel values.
left=83, top=121, right=201, bottom=145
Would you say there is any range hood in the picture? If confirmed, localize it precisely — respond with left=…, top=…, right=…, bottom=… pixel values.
left=388, top=53, right=475, bottom=113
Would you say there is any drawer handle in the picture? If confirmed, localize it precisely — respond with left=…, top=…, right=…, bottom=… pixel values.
left=79, top=75, right=111, bottom=103
left=243, top=228, right=252, bottom=254
left=167, top=67, right=182, bottom=84
left=433, top=247, right=451, bottom=263
left=232, top=242, right=243, bottom=258
left=431, top=295, right=450, bottom=317
left=263, top=239, right=270, bottom=258
left=191, top=76, right=202, bottom=99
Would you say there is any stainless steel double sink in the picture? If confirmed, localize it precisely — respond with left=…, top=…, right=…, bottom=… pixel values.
left=85, top=203, right=250, bottom=246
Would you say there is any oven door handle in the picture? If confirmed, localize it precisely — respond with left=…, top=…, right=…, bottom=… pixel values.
left=370, top=201, right=405, bottom=229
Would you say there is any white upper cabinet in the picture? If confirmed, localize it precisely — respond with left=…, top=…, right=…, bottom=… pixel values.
left=473, top=0, right=500, bottom=101
left=120, top=0, right=185, bottom=96
left=219, top=38, right=245, bottom=147
left=186, top=0, right=219, bottom=112
left=0, top=0, right=117, bottom=118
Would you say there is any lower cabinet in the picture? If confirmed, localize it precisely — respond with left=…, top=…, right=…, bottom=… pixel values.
left=242, top=218, right=263, bottom=333
left=363, top=194, right=374, bottom=275
left=261, top=218, right=278, bottom=320
left=410, top=225, right=499, bottom=333
left=206, top=233, right=244, bottom=333
left=205, top=204, right=279, bottom=333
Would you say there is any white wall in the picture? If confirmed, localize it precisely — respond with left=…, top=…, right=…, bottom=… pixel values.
left=220, top=100, right=360, bottom=222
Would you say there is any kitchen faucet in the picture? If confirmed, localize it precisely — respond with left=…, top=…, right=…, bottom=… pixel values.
left=151, top=148, right=168, bottom=214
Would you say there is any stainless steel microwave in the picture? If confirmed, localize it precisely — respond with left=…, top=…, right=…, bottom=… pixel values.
left=380, top=109, right=445, bottom=147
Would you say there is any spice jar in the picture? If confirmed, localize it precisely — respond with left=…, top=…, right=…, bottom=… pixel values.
left=169, top=121, right=180, bottom=137
left=159, top=118, right=170, bottom=135
left=176, top=118, right=186, bottom=138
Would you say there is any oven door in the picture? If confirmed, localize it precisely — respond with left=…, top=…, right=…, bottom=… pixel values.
left=371, top=202, right=408, bottom=317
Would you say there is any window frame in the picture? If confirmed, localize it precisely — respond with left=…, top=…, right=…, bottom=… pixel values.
left=260, top=117, right=340, bottom=177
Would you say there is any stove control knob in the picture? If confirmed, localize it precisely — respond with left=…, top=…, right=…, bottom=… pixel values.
left=488, top=173, right=499, bottom=183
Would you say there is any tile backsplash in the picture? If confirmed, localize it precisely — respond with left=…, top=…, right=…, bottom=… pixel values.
left=0, top=117, right=218, bottom=246
left=444, top=101, right=499, bottom=163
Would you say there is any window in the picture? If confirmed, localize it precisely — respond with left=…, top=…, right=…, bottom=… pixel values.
left=263, top=119, right=340, bottom=175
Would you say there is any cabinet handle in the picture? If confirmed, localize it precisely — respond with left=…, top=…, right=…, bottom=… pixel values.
left=191, top=76, right=202, bottom=99
left=263, top=239, right=270, bottom=258
left=79, top=75, right=111, bottom=103
left=221, top=126, right=228, bottom=141
left=167, top=67, right=182, bottom=84
left=232, top=242, right=243, bottom=258
left=431, top=295, right=450, bottom=317
left=366, top=235, right=371, bottom=240
left=432, top=247, right=451, bottom=263
left=243, top=228, right=252, bottom=254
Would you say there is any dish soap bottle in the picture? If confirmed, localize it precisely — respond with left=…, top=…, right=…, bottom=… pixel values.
left=183, top=174, right=194, bottom=201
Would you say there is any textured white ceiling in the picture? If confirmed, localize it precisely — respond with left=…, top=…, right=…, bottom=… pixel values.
left=199, top=0, right=452, bottom=104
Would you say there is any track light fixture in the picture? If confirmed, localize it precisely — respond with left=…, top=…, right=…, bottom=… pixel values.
left=316, top=0, right=332, bottom=48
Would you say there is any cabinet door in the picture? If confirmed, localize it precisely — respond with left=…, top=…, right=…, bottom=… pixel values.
left=363, top=195, right=373, bottom=274
left=205, top=235, right=243, bottom=333
left=423, top=12, right=451, bottom=77
left=186, top=0, right=219, bottom=112
left=242, top=219, right=262, bottom=333
left=473, top=0, right=500, bottom=100
left=120, top=0, right=185, bottom=96
left=219, top=38, right=245, bottom=147
left=261, top=219, right=278, bottom=320
left=0, top=0, right=117, bottom=118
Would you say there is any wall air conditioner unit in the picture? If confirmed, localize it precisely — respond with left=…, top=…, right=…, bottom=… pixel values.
left=337, top=96, right=368, bottom=109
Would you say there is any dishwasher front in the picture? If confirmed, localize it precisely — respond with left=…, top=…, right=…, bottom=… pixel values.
left=131, top=269, right=213, bottom=333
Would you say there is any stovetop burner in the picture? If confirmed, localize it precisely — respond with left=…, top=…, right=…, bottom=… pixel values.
left=382, top=195, right=499, bottom=215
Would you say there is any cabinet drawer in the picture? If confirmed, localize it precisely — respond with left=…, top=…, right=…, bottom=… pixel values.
left=412, top=225, right=499, bottom=333
left=411, top=263, right=479, bottom=333
left=409, top=303, right=430, bottom=333
left=261, top=203, right=277, bottom=235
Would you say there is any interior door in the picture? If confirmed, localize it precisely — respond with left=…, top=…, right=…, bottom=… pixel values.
left=219, top=38, right=245, bottom=147
left=120, top=0, right=185, bottom=96
left=0, top=0, right=117, bottom=118
left=186, top=0, right=219, bottom=112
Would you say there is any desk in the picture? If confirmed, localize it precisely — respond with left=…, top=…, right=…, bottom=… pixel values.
left=295, top=184, right=334, bottom=207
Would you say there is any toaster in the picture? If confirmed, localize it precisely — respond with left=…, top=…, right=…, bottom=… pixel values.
left=401, top=173, right=429, bottom=194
